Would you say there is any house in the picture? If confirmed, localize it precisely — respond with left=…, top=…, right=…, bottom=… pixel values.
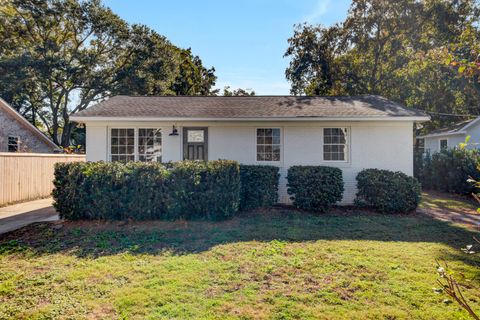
left=417, top=117, right=480, bottom=154
left=0, top=98, right=59, bottom=153
left=70, top=95, right=429, bottom=204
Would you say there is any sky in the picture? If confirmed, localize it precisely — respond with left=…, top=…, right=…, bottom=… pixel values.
left=103, top=0, right=351, bottom=95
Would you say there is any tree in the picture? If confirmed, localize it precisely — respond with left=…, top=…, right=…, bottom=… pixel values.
left=0, top=0, right=217, bottom=147
left=222, top=86, right=255, bottom=96
left=170, top=48, right=217, bottom=95
left=284, top=0, right=480, bottom=131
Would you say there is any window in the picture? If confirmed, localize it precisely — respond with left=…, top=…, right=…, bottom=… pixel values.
left=110, top=128, right=135, bottom=162
left=110, top=128, right=162, bottom=162
left=323, top=128, right=348, bottom=161
left=7, top=136, right=19, bottom=152
left=187, top=130, right=204, bottom=142
left=138, top=128, right=162, bottom=162
left=440, top=139, right=448, bottom=150
left=256, top=128, right=280, bottom=161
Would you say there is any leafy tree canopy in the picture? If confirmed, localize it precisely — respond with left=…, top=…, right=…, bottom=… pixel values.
left=284, top=0, right=480, bottom=132
left=222, top=86, right=255, bottom=96
left=0, top=0, right=217, bottom=147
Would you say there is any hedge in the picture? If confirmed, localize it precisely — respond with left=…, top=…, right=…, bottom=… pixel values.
left=239, top=165, right=279, bottom=210
left=415, top=148, right=480, bottom=195
left=52, top=160, right=240, bottom=221
left=287, top=166, right=344, bottom=212
left=355, top=169, right=421, bottom=213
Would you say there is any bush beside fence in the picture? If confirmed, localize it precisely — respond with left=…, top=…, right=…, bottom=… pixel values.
left=286, top=166, right=344, bottom=212
left=53, top=160, right=240, bottom=221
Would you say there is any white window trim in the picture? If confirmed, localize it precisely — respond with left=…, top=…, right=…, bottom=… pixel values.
left=322, top=127, right=350, bottom=163
left=7, top=136, right=19, bottom=152
left=108, top=127, right=162, bottom=162
left=439, top=138, right=448, bottom=150
left=254, top=127, right=282, bottom=164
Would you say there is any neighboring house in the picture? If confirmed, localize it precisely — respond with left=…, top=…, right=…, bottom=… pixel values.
left=70, top=95, right=429, bottom=204
left=417, top=117, right=480, bottom=154
left=0, top=98, right=59, bottom=153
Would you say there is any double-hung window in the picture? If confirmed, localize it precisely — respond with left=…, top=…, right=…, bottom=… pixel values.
left=323, top=128, right=348, bottom=161
left=110, top=128, right=162, bottom=162
left=256, top=128, right=281, bottom=161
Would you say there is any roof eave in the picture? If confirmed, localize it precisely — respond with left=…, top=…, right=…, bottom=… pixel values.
left=70, top=115, right=430, bottom=122
left=418, top=131, right=467, bottom=139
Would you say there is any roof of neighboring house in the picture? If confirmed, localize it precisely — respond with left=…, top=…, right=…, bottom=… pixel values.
left=70, top=95, right=429, bottom=121
left=0, top=98, right=59, bottom=150
left=418, top=116, right=480, bottom=138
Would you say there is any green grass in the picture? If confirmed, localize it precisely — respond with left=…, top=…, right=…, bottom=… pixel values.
left=0, top=209, right=479, bottom=319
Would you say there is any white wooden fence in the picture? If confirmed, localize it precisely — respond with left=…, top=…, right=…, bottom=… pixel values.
left=0, top=153, right=85, bottom=206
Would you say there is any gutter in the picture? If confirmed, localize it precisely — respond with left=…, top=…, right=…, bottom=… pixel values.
left=418, top=131, right=467, bottom=139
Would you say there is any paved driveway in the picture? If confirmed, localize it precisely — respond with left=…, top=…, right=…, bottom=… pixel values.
left=0, top=198, right=58, bottom=234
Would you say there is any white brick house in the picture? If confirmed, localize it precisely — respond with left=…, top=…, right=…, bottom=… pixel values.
left=71, top=95, right=429, bottom=204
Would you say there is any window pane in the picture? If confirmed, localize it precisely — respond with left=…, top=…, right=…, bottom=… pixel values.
left=256, top=128, right=281, bottom=161
left=138, top=128, right=162, bottom=162
left=111, top=128, right=135, bottom=162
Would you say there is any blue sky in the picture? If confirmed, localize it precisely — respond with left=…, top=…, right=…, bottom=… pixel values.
left=103, top=0, right=351, bottom=95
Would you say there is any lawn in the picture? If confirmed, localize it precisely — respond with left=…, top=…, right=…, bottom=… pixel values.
left=0, top=209, right=479, bottom=319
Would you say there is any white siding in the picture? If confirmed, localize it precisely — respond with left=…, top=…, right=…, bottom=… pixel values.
left=85, top=120, right=414, bottom=205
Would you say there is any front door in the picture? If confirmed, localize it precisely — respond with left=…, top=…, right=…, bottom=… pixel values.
left=183, top=127, right=208, bottom=160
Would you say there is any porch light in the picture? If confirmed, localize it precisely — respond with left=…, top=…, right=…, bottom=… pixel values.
left=169, top=125, right=179, bottom=136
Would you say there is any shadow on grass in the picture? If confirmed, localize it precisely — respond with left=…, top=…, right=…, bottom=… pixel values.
left=0, top=208, right=478, bottom=259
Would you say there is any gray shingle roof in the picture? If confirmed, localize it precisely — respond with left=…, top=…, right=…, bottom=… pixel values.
left=72, top=95, right=428, bottom=120
left=426, top=118, right=476, bottom=135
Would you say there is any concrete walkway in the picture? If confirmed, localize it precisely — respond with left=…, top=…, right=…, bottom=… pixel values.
left=418, top=208, right=480, bottom=231
left=0, top=198, right=58, bottom=234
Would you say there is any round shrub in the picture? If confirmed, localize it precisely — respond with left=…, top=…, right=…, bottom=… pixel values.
left=239, top=165, right=280, bottom=210
left=287, top=166, right=344, bottom=212
left=355, top=169, right=421, bottom=213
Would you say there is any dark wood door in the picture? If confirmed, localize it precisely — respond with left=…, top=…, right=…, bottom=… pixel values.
left=183, top=127, right=208, bottom=160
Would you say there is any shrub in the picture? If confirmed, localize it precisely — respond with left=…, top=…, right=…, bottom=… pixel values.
left=287, top=166, right=344, bottom=212
left=52, top=160, right=240, bottom=221
left=415, top=148, right=480, bottom=195
left=355, top=169, right=421, bottom=213
left=239, top=165, right=279, bottom=210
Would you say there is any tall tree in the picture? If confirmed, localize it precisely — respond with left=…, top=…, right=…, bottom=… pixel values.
left=0, top=0, right=217, bottom=147
left=284, top=0, right=480, bottom=131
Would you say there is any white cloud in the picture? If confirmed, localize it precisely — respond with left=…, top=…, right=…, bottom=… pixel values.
left=303, top=0, right=331, bottom=23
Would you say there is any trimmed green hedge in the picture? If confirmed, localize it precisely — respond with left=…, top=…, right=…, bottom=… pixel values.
left=355, top=169, right=421, bottom=213
left=287, top=166, right=344, bottom=212
left=52, top=160, right=240, bottom=221
left=415, top=149, right=480, bottom=195
left=239, top=165, right=279, bottom=210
